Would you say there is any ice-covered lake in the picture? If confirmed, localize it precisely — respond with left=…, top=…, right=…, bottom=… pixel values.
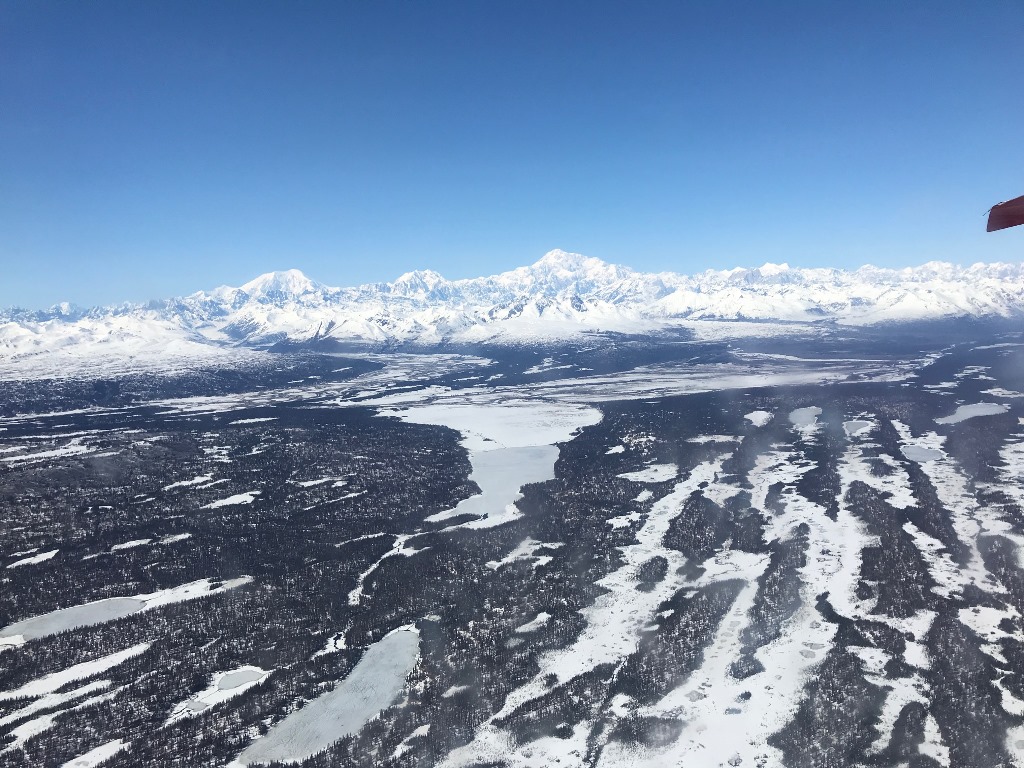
left=0, top=577, right=250, bottom=646
left=0, top=598, right=145, bottom=641
left=902, top=444, right=943, bottom=462
left=935, top=402, right=1009, bottom=424
left=789, top=406, right=822, bottom=427
left=168, top=665, right=271, bottom=723
left=426, top=445, right=558, bottom=524
left=843, top=419, right=873, bottom=437
left=236, top=627, right=420, bottom=766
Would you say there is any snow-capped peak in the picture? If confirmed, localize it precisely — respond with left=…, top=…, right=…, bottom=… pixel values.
left=3, top=251, right=1024, bottom=362
left=756, top=262, right=791, bottom=276
left=529, top=249, right=625, bottom=277
left=504, top=250, right=636, bottom=297
left=532, top=248, right=588, bottom=269
left=239, top=269, right=322, bottom=299
left=389, top=269, right=449, bottom=297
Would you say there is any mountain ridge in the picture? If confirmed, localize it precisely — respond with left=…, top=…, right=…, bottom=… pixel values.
left=3, top=250, right=1024, bottom=361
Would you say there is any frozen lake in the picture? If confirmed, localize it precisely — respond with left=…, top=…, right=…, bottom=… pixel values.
left=169, top=665, right=271, bottom=722
left=0, top=577, right=250, bottom=646
left=902, top=444, right=943, bottom=462
left=237, top=627, right=420, bottom=765
left=843, top=420, right=873, bottom=437
left=935, top=402, right=1008, bottom=424
left=0, top=597, right=144, bottom=641
left=425, top=445, right=558, bottom=524
left=789, top=406, right=822, bottom=427
left=219, top=668, right=266, bottom=690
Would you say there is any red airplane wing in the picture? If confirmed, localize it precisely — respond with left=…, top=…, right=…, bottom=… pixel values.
left=987, top=195, right=1024, bottom=232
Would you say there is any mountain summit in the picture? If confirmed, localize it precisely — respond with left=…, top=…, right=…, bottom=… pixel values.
left=234, top=269, right=329, bottom=303
left=3, top=251, right=1024, bottom=360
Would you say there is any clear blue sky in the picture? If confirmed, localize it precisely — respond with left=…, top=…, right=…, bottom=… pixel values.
left=2, top=1, right=1022, bottom=309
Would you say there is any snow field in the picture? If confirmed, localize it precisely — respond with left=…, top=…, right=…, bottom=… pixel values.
left=985, top=437, right=1024, bottom=556
left=597, top=550, right=769, bottom=768
left=1, top=688, right=123, bottom=761
left=840, top=415, right=919, bottom=499
left=6, top=549, right=58, bottom=568
left=162, top=475, right=213, bottom=490
left=892, top=421, right=1006, bottom=593
left=744, top=410, right=773, bottom=427
left=0, top=437, right=104, bottom=465
left=60, top=739, right=129, bottom=768
left=618, top=432, right=946, bottom=768
left=438, top=457, right=737, bottom=768
left=293, top=476, right=346, bottom=488
left=836, top=424, right=957, bottom=760
left=391, top=724, right=431, bottom=761
left=0, top=643, right=149, bottom=704
left=658, top=448, right=846, bottom=768
left=605, top=512, right=642, bottom=530
left=685, top=434, right=740, bottom=444
left=0, top=680, right=110, bottom=728
left=159, top=533, right=192, bottom=544
left=110, top=539, right=151, bottom=551
left=844, top=417, right=1024, bottom=761
left=983, top=387, right=1024, bottom=398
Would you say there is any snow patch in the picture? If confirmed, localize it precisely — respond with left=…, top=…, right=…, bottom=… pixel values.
left=203, top=491, right=260, bottom=509
left=61, top=740, right=129, bottom=768
left=0, top=643, right=149, bottom=701
left=486, top=539, right=562, bottom=571
left=514, top=612, right=551, bottom=634
left=617, top=463, right=677, bottom=483
left=744, top=410, right=773, bottom=427
left=6, top=549, right=58, bottom=568
left=110, top=539, right=152, bottom=551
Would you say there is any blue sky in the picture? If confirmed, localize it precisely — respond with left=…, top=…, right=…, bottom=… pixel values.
left=1, top=1, right=1022, bottom=308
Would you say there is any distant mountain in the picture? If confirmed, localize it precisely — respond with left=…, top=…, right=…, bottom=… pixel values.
left=3, top=250, right=1024, bottom=363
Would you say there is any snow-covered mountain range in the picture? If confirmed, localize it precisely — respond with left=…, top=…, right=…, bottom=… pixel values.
left=3, top=250, right=1024, bottom=366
